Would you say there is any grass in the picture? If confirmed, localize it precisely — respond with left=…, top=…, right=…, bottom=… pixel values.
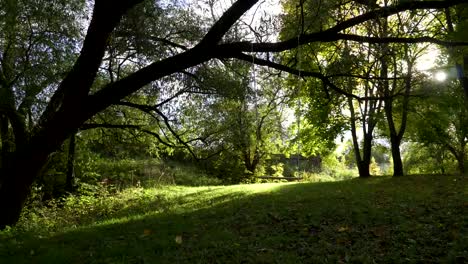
left=0, top=174, right=467, bottom=263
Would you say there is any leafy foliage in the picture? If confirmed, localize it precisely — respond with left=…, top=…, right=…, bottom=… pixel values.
left=407, top=78, right=467, bottom=174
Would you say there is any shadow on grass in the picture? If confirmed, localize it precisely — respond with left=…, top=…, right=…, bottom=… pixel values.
left=1, top=175, right=467, bottom=263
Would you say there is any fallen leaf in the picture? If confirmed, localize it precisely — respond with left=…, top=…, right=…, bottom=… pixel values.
left=337, top=226, right=349, bottom=232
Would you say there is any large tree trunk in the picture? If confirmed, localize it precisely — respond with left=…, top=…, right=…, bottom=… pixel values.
left=0, top=147, right=51, bottom=229
left=0, top=115, right=11, bottom=171
left=0, top=109, right=78, bottom=228
left=65, top=133, right=76, bottom=192
left=379, top=15, right=411, bottom=177
left=383, top=85, right=406, bottom=176
left=243, top=149, right=260, bottom=175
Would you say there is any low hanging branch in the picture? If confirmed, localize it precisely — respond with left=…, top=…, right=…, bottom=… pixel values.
left=113, top=101, right=200, bottom=159
left=229, top=52, right=400, bottom=101
left=79, top=123, right=175, bottom=148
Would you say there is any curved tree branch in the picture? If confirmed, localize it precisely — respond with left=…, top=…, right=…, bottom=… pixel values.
left=230, top=52, right=370, bottom=101
left=197, top=0, right=260, bottom=47
left=80, top=123, right=175, bottom=148
left=112, top=101, right=200, bottom=159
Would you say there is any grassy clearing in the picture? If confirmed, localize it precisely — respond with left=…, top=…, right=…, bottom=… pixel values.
left=0, top=175, right=467, bottom=263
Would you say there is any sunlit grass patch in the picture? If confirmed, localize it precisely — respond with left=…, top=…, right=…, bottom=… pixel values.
left=1, top=175, right=467, bottom=263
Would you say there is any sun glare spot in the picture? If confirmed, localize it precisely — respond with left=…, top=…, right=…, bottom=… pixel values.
left=416, top=47, right=440, bottom=71
left=434, top=71, right=447, bottom=82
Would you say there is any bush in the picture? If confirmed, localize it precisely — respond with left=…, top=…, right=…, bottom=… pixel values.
left=320, top=153, right=358, bottom=180
left=199, top=152, right=250, bottom=184
left=77, top=157, right=223, bottom=189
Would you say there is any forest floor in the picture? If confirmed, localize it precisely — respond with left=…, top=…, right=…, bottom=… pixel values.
left=0, top=174, right=467, bottom=263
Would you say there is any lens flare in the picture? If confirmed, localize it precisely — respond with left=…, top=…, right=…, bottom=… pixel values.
left=435, top=71, right=447, bottom=82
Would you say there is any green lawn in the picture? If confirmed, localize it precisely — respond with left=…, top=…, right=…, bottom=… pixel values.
left=1, top=175, right=467, bottom=263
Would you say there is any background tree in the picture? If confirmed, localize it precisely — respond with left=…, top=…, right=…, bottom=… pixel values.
left=402, top=3, right=468, bottom=176
left=278, top=0, right=466, bottom=177
left=176, top=61, right=291, bottom=181
left=409, top=78, right=467, bottom=175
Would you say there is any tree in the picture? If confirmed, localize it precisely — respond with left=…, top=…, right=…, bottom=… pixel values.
left=177, top=61, right=290, bottom=180
left=409, top=78, right=467, bottom=175
left=0, top=0, right=85, bottom=171
left=380, top=3, right=465, bottom=177
left=222, top=67, right=289, bottom=176
left=278, top=0, right=467, bottom=177
left=403, top=4, right=468, bottom=175
left=0, top=0, right=466, bottom=228
left=280, top=0, right=387, bottom=178
left=445, top=4, right=468, bottom=104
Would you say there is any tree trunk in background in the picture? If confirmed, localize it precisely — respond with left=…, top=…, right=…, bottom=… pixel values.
left=384, top=85, right=407, bottom=177
left=447, top=145, right=466, bottom=176
left=463, top=56, right=468, bottom=105
left=243, top=149, right=260, bottom=175
left=390, top=137, right=404, bottom=176
left=360, top=134, right=372, bottom=178
left=380, top=15, right=410, bottom=177
left=357, top=161, right=371, bottom=178
left=66, top=133, right=76, bottom=192
left=457, top=158, right=465, bottom=176
left=348, top=97, right=371, bottom=178
left=456, top=143, right=466, bottom=176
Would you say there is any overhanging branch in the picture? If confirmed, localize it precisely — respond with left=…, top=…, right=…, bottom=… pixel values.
left=230, top=52, right=410, bottom=101
left=230, top=53, right=361, bottom=100
left=80, top=123, right=175, bottom=148
left=219, top=0, right=468, bottom=53
left=332, top=34, right=468, bottom=46
left=112, top=101, right=199, bottom=159
left=197, top=0, right=259, bottom=47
